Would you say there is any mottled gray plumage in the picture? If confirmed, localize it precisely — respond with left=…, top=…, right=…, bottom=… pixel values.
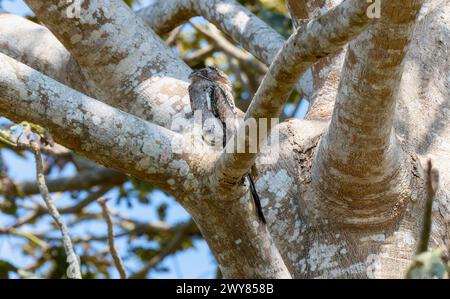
left=188, top=66, right=240, bottom=147
left=188, top=66, right=266, bottom=223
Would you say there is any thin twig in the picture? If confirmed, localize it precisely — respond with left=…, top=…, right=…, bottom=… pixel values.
left=98, top=197, right=127, bottom=279
left=28, top=140, right=82, bottom=279
left=13, top=185, right=112, bottom=228
left=417, top=159, right=440, bottom=254
left=16, top=167, right=126, bottom=196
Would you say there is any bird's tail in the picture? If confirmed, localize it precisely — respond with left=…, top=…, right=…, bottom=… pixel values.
left=247, top=174, right=266, bottom=224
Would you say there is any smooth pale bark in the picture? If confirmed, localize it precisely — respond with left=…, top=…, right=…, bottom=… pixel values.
left=1, top=1, right=307, bottom=118
left=138, top=0, right=284, bottom=65
left=0, top=13, right=89, bottom=95
left=0, top=0, right=449, bottom=279
left=20, top=0, right=291, bottom=278
left=0, top=54, right=291, bottom=276
left=215, top=0, right=373, bottom=187
left=395, top=0, right=450, bottom=271
left=282, top=0, right=449, bottom=279
left=1, top=0, right=314, bottom=123
left=16, top=168, right=127, bottom=196
left=24, top=0, right=192, bottom=128
left=0, top=53, right=201, bottom=192
left=312, top=0, right=424, bottom=227
left=286, top=0, right=347, bottom=120
left=290, top=0, right=449, bottom=278
left=137, top=0, right=313, bottom=98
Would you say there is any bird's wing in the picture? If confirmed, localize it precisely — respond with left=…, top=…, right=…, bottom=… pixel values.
left=212, top=84, right=236, bottom=121
left=209, top=85, right=220, bottom=118
left=189, top=82, right=214, bottom=116
left=188, top=83, right=199, bottom=114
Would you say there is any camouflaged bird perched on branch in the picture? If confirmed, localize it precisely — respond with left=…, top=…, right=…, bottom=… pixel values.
left=0, top=0, right=449, bottom=279
left=188, top=66, right=266, bottom=224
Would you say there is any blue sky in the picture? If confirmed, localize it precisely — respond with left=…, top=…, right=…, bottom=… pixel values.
left=0, top=0, right=309, bottom=279
left=0, top=131, right=217, bottom=278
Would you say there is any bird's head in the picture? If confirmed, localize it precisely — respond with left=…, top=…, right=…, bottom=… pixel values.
left=188, top=66, right=231, bottom=87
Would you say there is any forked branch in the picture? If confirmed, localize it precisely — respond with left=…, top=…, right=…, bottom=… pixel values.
left=312, top=0, right=425, bottom=226
left=214, top=0, right=373, bottom=185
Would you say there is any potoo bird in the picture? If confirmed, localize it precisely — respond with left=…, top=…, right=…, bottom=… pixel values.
left=188, top=66, right=266, bottom=224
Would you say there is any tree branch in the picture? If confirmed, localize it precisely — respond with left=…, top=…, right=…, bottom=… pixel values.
left=27, top=140, right=82, bottom=279
left=137, top=0, right=312, bottom=98
left=98, top=197, right=127, bottom=279
left=25, top=0, right=192, bottom=128
left=137, top=0, right=196, bottom=36
left=214, top=0, right=373, bottom=185
left=16, top=168, right=126, bottom=196
left=183, top=44, right=215, bottom=66
left=0, top=53, right=205, bottom=194
left=190, top=21, right=268, bottom=74
left=129, top=220, right=194, bottom=279
left=0, top=13, right=90, bottom=95
left=69, top=219, right=199, bottom=245
left=6, top=0, right=302, bottom=126
left=286, top=0, right=309, bottom=27
left=286, top=0, right=348, bottom=121
left=312, top=0, right=425, bottom=226
left=165, top=26, right=184, bottom=46
left=15, top=1, right=291, bottom=278
left=13, top=185, right=112, bottom=228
